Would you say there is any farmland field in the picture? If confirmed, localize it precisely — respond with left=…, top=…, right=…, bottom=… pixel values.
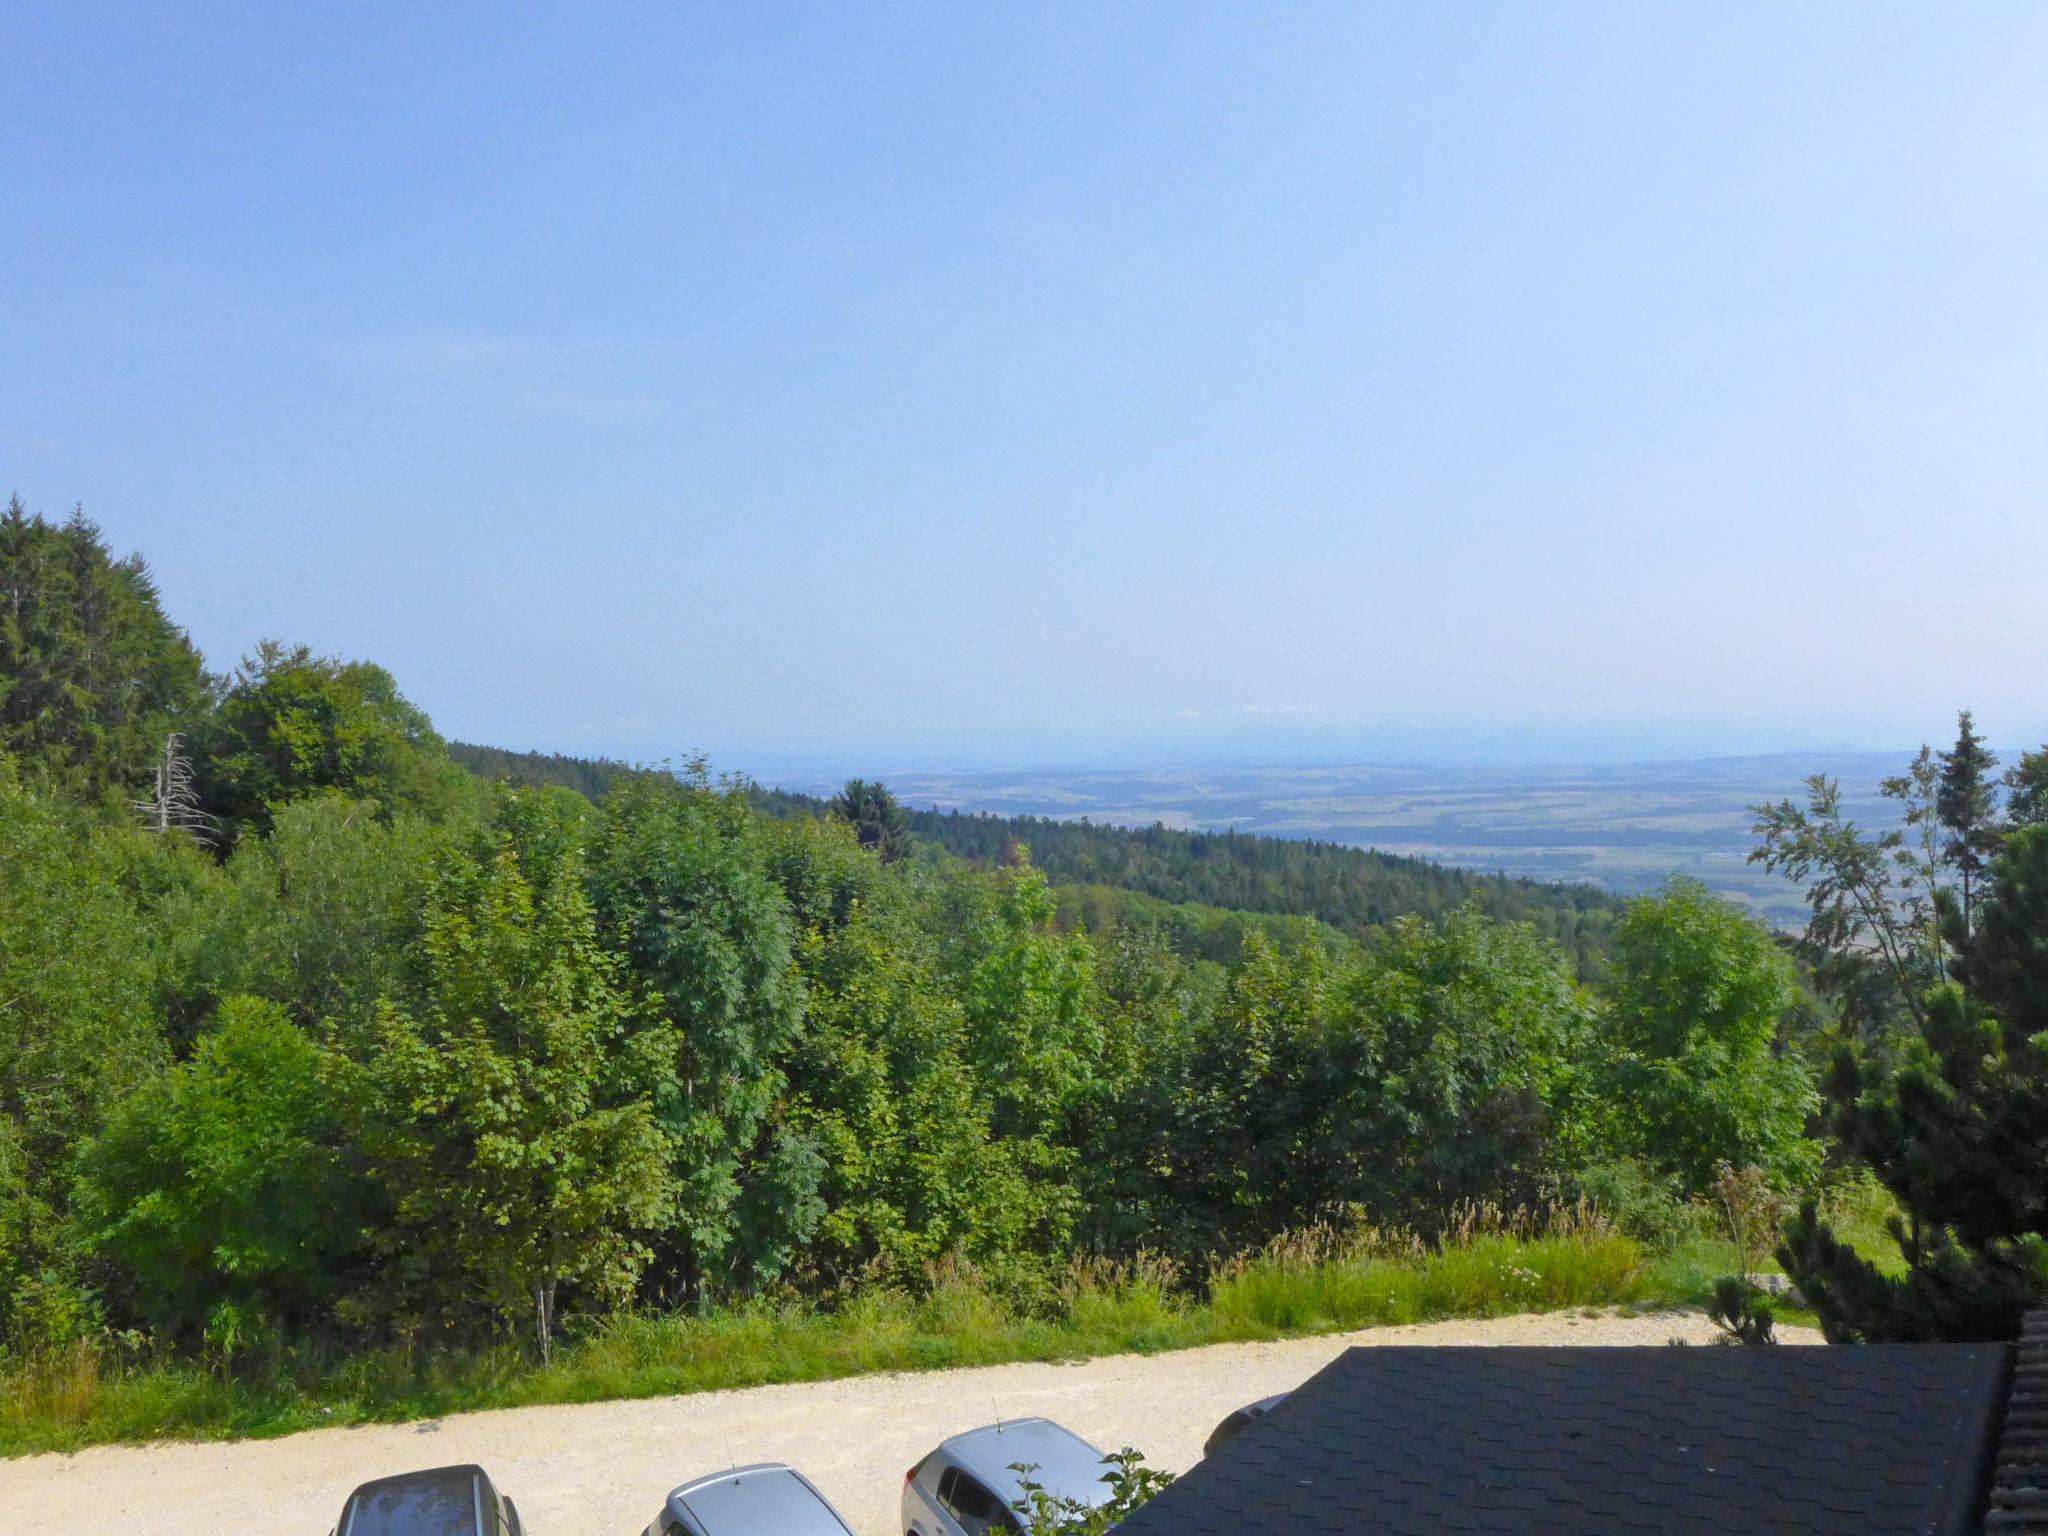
left=779, top=752, right=1913, bottom=927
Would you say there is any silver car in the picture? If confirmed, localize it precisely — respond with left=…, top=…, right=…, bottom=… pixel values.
left=642, top=1463, right=857, bottom=1536
left=902, top=1418, right=1113, bottom=1536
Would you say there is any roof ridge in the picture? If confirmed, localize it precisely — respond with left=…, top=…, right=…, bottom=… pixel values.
left=1987, top=1309, right=2048, bottom=1531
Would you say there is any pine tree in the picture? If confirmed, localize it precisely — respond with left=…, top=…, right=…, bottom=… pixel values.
left=0, top=497, right=207, bottom=798
left=1937, top=710, right=2002, bottom=939
left=1780, top=825, right=2048, bottom=1341
left=829, top=777, right=912, bottom=862
left=2006, top=746, right=2048, bottom=831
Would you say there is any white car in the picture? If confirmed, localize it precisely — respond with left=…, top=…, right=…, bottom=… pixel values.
left=902, top=1419, right=1113, bottom=1536
left=643, top=1463, right=857, bottom=1536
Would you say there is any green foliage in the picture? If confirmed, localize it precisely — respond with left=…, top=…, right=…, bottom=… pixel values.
left=1953, top=823, right=2048, bottom=1044
left=748, top=789, right=1623, bottom=976
left=73, top=998, right=359, bottom=1339
left=346, top=804, right=675, bottom=1350
left=588, top=769, right=809, bottom=1297
left=6, top=510, right=1934, bottom=1410
left=1013, top=1448, right=1173, bottom=1536
left=1762, top=735, right=2048, bottom=1343
left=829, top=777, right=912, bottom=863
left=168, top=794, right=454, bottom=1037
left=0, top=498, right=207, bottom=799
left=1752, top=773, right=1937, bottom=1038
left=1161, top=910, right=1597, bottom=1256
left=191, top=641, right=474, bottom=837
left=1706, top=1276, right=1777, bottom=1345
left=778, top=858, right=1045, bottom=1286
left=0, top=1212, right=1649, bottom=1453
left=0, top=775, right=171, bottom=1348
left=2006, top=745, right=2048, bottom=830
left=1563, top=1157, right=1702, bottom=1248
left=1782, top=972, right=2048, bottom=1341
left=1358, top=910, right=1597, bottom=1212
left=1598, top=880, right=1819, bottom=1192
left=447, top=741, right=631, bottom=801
left=1936, top=710, right=2002, bottom=938
left=1054, top=880, right=1348, bottom=966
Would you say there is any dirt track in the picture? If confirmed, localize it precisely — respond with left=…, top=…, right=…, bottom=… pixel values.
left=0, top=1308, right=1819, bottom=1534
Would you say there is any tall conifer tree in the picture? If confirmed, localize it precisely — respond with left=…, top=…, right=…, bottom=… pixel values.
left=1937, top=710, right=2002, bottom=939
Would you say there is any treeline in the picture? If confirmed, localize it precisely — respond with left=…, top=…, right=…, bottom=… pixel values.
left=902, top=809, right=1621, bottom=974
left=448, top=742, right=630, bottom=803
left=0, top=500, right=1823, bottom=1367
left=456, top=750, right=1625, bottom=976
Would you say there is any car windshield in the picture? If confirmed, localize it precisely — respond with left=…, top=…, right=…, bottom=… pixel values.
left=345, top=1471, right=480, bottom=1536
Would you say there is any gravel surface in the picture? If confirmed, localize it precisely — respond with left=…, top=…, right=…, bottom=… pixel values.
left=0, top=1307, right=1820, bottom=1535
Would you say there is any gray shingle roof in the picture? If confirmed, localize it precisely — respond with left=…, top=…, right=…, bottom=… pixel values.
left=1988, top=1311, right=2048, bottom=1531
left=1118, top=1342, right=2011, bottom=1536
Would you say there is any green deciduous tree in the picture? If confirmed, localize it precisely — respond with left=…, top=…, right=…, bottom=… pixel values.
left=1164, top=908, right=1596, bottom=1252
left=191, top=641, right=474, bottom=838
left=1356, top=909, right=1597, bottom=1218
left=73, top=997, right=361, bottom=1339
left=1752, top=773, right=1937, bottom=1036
left=349, top=804, right=673, bottom=1353
left=0, top=772, right=173, bottom=1345
left=589, top=769, right=809, bottom=1299
left=1598, top=879, right=1818, bottom=1192
left=167, top=794, right=455, bottom=1040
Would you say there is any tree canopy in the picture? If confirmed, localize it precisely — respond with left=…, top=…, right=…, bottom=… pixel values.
left=0, top=498, right=206, bottom=799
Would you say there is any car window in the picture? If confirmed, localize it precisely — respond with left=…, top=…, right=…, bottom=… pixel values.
left=939, top=1470, right=1009, bottom=1536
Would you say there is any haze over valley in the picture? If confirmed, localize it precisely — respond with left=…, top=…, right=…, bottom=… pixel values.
left=770, top=752, right=1914, bottom=926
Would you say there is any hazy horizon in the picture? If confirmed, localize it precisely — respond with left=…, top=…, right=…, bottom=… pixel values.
left=8, top=5, right=2046, bottom=765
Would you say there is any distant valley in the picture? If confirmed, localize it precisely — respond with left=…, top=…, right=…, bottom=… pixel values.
left=774, top=753, right=1916, bottom=927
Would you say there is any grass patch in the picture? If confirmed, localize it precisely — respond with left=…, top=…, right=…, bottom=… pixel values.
left=0, top=1204, right=1663, bottom=1457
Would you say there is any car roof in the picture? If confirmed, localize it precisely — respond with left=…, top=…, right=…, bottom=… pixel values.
left=1205, top=1392, right=1293, bottom=1455
left=942, top=1419, right=1111, bottom=1509
left=669, top=1463, right=855, bottom=1536
left=341, top=1465, right=490, bottom=1536
left=1218, top=1393, right=1290, bottom=1431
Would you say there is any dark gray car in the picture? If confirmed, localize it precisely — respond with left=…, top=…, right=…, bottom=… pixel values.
left=642, top=1463, right=857, bottom=1536
left=903, top=1418, right=1113, bottom=1536
left=333, top=1464, right=523, bottom=1536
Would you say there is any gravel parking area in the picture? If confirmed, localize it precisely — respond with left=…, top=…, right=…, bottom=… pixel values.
left=0, top=1307, right=1820, bottom=1535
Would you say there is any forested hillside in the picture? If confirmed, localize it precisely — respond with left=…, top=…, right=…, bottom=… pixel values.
left=903, top=808, right=1620, bottom=966
left=2, top=503, right=1821, bottom=1359
left=459, top=744, right=1622, bottom=973
left=6, top=499, right=2047, bottom=1423
left=447, top=742, right=630, bottom=803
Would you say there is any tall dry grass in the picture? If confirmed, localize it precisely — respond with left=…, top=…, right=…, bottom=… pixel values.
left=0, top=1204, right=1649, bottom=1456
left=1206, top=1200, right=1643, bottom=1333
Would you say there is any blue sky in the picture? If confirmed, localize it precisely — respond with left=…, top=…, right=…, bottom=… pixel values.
left=5, top=4, right=2046, bottom=772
